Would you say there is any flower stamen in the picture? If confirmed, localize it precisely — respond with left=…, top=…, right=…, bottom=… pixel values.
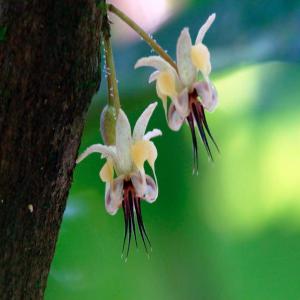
left=187, top=113, right=198, bottom=175
left=134, top=196, right=152, bottom=253
left=199, top=104, right=220, bottom=152
left=192, top=102, right=213, bottom=161
left=188, top=90, right=219, bottom=171
left=121, top=180, right=151, bottom=260
left=129, top=190, right=138, bottom=248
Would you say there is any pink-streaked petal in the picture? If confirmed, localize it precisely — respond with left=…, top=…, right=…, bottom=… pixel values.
left=194, top=81, right=218, bottom=112
left=131, top=172, right=145, bottom=199
left=76, top=144, right=116, bottom=164
left=143, top=175, right=158, bottom=203
left=149, top=70, right=160, bottom=83
left=133, top=102, right=158, bottom=142
left=116, top=109, right=132, bottom=173
left=173, top=88, right=189, bottom=117
left=105, top=177, right=124, bottom=215
left=131, top=173, right=158, bottom=203
left=143, top=129, right=162, bottom=141
left=176, top=28, right=197, bottom=88
left=208, top=84, right=218, bottom=112
left=168, top=104, right=185, bottom=131
left=105, top=184, right=115, bottom=215
left=195, top=13, right=216, bottom=44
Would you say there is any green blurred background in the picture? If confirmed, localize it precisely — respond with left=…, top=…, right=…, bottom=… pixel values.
left=46, top=0, right=300, bottom=299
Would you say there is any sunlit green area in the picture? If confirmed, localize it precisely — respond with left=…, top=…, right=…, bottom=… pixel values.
left=46, top=1, right=300, bottom=299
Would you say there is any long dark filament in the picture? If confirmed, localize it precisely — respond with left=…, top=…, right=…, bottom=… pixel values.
left=199, top=105, right=220, bottom=153
left=122, top=180, right=151, bottom=260
left=134, top=197, right=151, bottom=253
left=192, top=103, right=213, bottom=161
left=187, top=113, right=198, bottom=174
left=187, top=91, right=219, bottom=170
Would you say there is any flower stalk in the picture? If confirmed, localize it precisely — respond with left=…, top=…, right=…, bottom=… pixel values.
left=100, top=10, right=120, bottom=145
left=103, top=36, right=120, bottom=111
left=107, top=3, right=177, bottom=71
left=102, top=8, right=120, bottom=112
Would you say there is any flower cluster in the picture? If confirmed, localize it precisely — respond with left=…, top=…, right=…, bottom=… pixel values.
left=135, top=14, right=219, bottom=172
left=77, top=8, right=219, bottom=259
left=77, top=103, right=161, bottom=257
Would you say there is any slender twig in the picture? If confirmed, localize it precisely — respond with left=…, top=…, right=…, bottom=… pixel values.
left=103, top=37, right=120, bottom=111
left=102, top=11, right=121, bottom=111
left=108, top=3, right=177, bottom=71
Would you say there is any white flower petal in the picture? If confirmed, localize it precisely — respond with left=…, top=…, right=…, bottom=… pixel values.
left=76, top=144, right=116, bottom=164
left=135, top=55, right=175, bottom=72
left=105, top=177, right=124, bottom=215
left=143, top=129, right=162, bottom=141
left=115, top=109, right=132, bottom=174
left=176, top=28, right=197, bottom=88
left=133, top=102, right=158, bottom=142
left=149, top=70, right=160, bottom=83
left=195, top=13, right=216, bottom=44
left=194, top=80, right=218, bottom=112
left=167, top=104, right=185, bottom=131
left=100, top=145, right=116, bottom=159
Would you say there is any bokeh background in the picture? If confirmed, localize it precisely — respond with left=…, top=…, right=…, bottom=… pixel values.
left=46, top=0, right=300, bottom=299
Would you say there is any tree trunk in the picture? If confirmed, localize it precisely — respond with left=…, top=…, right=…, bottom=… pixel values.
left=0, top=1, right=103, bottom=298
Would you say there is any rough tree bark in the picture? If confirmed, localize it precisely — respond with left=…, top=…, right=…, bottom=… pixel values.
left=0, top=1, right=104, bottom=298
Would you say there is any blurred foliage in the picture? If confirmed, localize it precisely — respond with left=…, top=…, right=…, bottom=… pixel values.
left=113, top=0, right=299, bottom=92
left=46, top=1, right=300, bottom=299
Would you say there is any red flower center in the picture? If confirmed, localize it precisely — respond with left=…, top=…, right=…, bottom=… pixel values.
left=186, top=89, right=219, bottom=173
left=122, top=180, right=151, bottom=260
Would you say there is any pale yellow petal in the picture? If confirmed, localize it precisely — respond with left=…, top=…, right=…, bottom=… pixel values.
left=156, top=70, right=177, bottom=98
left=99, top=158, right=114, bottom=183
left=156, top=81, right=167, bottom=101
left=131, top=141, right=159, bottom=196
left=146, top=142, right=157, bottom=169
left=191, top=43, right=211, bottom=76
left=155, top=82, right=168, bottom=117
left=131, top=140, right=157, bottom=171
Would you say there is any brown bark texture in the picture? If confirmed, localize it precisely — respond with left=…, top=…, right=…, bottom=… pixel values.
left=0, top=1, right=103, bottom=299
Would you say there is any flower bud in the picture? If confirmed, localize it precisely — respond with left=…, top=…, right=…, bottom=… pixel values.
left=100, top=105, right=117, bottom=145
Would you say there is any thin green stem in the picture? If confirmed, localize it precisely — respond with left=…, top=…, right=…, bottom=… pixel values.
left=108, top=3, right=177, bottom=71
left=103, top=34, right=120, bottom=111
left=101, top=4, right=120, bottom=112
